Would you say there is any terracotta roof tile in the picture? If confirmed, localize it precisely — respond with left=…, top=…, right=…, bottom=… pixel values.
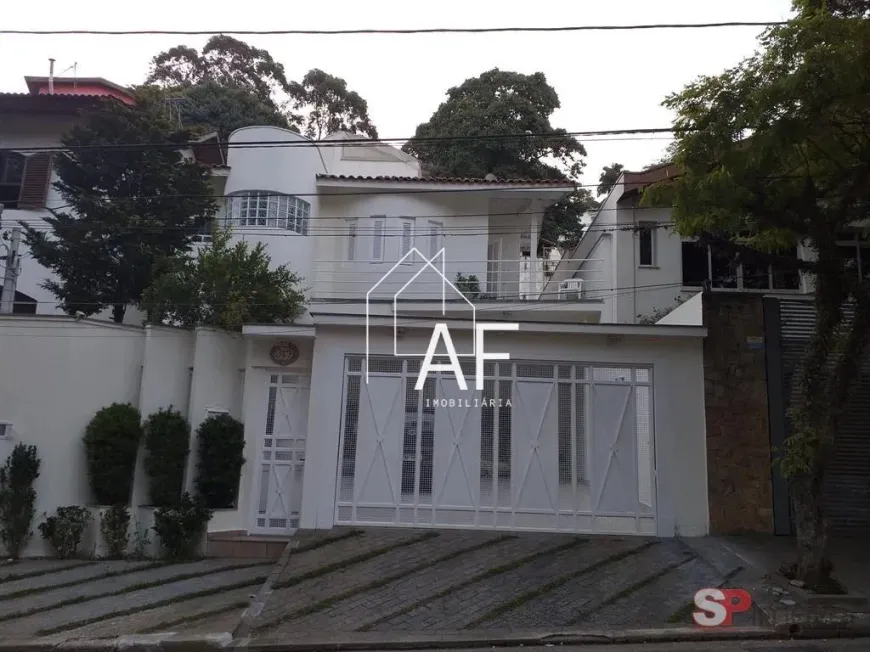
left=316, top=174, right=573, bottom=186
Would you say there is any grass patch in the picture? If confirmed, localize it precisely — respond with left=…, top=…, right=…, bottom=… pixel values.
left=36, top=575, right=270, bottom=637
left=0, top=562, right=167, bottom=602
left=665, top=564, right=745, bottom=624
left=0, top=561, right=273, bottom=625
left=358, top=536, right=589, bottom=632
left=272, top=531, right=439, bottom=590
left=0, top=561, right=96, bottom=585
left=282, top=534, right=516, bottom=623
left=293, top=529, right=364, bottom=554
left=464, top=540, right=659, bottom=629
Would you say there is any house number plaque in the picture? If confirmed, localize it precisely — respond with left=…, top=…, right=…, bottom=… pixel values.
left=269, top=342, right=299, bottom=366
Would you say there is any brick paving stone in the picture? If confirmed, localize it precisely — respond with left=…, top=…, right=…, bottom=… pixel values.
left=574, top=555, right=726, bottom=629
left=0, top=561, right=155, bottom=598
left=255, top=531, right=510, bottom=632
left=276, top=528, right=421, bottom=585
left=0, top=558, right=267, bottom=620
left=368, top=536, right=645, bottom=632
left=3, top=562, right=273, bottom=637
left=0, top=560, right=91, bottom=581
left=482, top=540, right=692, bottom=630
left=58, top=586, right=256, bottom=639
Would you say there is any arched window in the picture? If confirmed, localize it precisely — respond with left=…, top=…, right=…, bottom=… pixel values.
left=227, top=191, right=310, bottom=235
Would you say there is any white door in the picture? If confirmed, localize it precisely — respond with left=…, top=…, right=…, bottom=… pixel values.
left=253, top=373, right=309, bottom=534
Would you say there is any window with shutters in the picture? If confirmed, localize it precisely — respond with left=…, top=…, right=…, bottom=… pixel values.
left=428, top=221, right=444, bottom=258
left=400, top=218, right=414, bottom=263
left=347, top=219, right=358, bottom=261
left=371, top=216, right=385, bottom=262
left=0, top=152, right=26, bottom=209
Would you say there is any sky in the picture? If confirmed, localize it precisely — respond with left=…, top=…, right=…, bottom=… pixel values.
left=1, top=0, right=795, bottom=189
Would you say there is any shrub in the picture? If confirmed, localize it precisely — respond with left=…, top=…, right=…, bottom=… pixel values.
left=38, top=506, right=91, bottom=559
left=195, top=414, right=245, bottom=509
left=84, top=403, right=143, bottom=505
left=100, top=504, right=131, bottom=559
left=153, top=493, right=212, bottom=560
left=0, top=444, right=41, bottom=559
left=143, top=407, right=190, bottom=507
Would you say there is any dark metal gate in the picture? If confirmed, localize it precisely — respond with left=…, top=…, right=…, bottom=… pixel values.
left=765, top=297, right=870, bottom=537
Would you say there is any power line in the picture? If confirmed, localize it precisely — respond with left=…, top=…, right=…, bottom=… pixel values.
left=0, top=21, right=787, bottom=37
left=4, top=128, right=683, bottom=154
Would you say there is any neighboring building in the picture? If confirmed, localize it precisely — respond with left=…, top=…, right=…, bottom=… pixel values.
left=544, top=164, right=814, bottom=324
left=0, top=81, right=712, bottom=554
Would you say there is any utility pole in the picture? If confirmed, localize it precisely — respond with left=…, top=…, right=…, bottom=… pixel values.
left=0, top=208, right=22, bottom=314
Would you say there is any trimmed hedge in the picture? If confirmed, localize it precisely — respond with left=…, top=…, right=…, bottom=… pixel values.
left=143, top=407, right=190, bottom=507
left=83, top=403, right=142, bottom=505
left=195, top=414, right=245, bottom=509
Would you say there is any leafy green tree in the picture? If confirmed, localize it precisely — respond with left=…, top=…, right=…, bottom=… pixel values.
left=176, top=82, right=296, bottom=142
left=23, top=92, right=216, bottom=323
left=146, top=35, right=292, bottom=106
left=597, top=163, right=624, bottom=197
left=288, top=69, right=378, bottom=139
left=644, top=0, right=870, bottom=587
left=404, top=69, right=594, bottom=246
left=142, top=227, right=306, bottom=331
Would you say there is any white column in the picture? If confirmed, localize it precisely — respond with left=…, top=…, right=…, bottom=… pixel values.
left=529, top=215, right=539, bottom=298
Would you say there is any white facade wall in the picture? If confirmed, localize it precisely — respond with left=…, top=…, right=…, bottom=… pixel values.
left=0, top=317, right=145, bottom=556
left=301, top=325, right=709, bottom=537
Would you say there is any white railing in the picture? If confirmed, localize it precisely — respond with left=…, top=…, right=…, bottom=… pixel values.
left=307, top=258, right=603, bottom=302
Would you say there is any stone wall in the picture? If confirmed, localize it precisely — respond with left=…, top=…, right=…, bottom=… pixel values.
left=703, top=292, right=775, bottom=534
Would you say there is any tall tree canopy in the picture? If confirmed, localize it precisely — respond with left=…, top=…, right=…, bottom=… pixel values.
left=597, top=163, right=624, bottom=197
left=288, top=69, right=378, bottom=139
left=142, top=228, right=305, bottom=331
left=404, top=69, right=595, bottom=246
left=643, top=0, right=870, bottom=587
left=23, top=91, right=216, bottom=323
left=146, top=35, right=291, bottom=106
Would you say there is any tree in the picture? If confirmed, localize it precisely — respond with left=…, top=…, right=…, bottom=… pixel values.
left=288, top=69, right=378, bottom=139
left=404, top=69, right=592, bottom=245
left=146, top=35, right=292, bottom=106
left=643, top=1, right=870, bottom=587
left=175, top=82, right=295, bottom=142
left=598, top=163, right=624, bottom=197
left=142, top=227, right=306, bottom=331
left=23, top=92, right=216, bottom=323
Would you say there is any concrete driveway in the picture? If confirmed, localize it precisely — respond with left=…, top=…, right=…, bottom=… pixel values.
left=0, top=528, right=760, bottom=641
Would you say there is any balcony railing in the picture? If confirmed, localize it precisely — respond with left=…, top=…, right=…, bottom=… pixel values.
left=307, top=259, right=604, bottom=302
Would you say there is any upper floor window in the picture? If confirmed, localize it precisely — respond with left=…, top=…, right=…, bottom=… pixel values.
left=681, top=240, right=800, bottom=291
left=227, top=191, right=310, bottom=235
left=0, top=152, right=25, bottom=209
left=427, top=221, right=444, bottom=258
left=638, top=223, right=656, bottom=266
left=836, top=231, right=870, bottom=279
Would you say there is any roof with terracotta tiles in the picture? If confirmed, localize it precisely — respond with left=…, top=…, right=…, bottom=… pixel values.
left=316, top=174, right=575, bottom=186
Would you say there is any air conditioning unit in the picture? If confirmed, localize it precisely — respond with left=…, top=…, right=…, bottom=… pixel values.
left=558, top=278, right=584, bottom=301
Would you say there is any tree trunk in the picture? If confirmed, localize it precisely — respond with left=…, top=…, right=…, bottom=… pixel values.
left=791, top=472, right=829, bottom=587
left=112, top=304, right=126, bottom=323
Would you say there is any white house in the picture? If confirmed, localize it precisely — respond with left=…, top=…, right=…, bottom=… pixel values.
left=543, top=164, right=818, bottom=324
left=0, top=77, right=712, bottom=555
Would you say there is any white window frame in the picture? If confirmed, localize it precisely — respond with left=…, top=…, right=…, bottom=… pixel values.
left=226, top=191, right=310, bottom=235
left=347, top=219, right=358, bottom=261
left=427, top=220, right=444, bottom=259
left=400, top=218, right=415, bottom=263
left=371, top=216, right=386, bottom=262
left=637, top=222, right=656, bottom=267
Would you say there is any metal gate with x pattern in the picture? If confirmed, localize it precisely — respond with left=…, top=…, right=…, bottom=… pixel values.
left=335, top=356, right=656, bottom=535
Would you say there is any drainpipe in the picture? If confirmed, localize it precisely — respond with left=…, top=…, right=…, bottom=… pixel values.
left=48, top=58, right=55, bottom=94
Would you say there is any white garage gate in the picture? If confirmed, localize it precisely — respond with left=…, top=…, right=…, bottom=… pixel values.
left=335, top=355, right=656, bottom=535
